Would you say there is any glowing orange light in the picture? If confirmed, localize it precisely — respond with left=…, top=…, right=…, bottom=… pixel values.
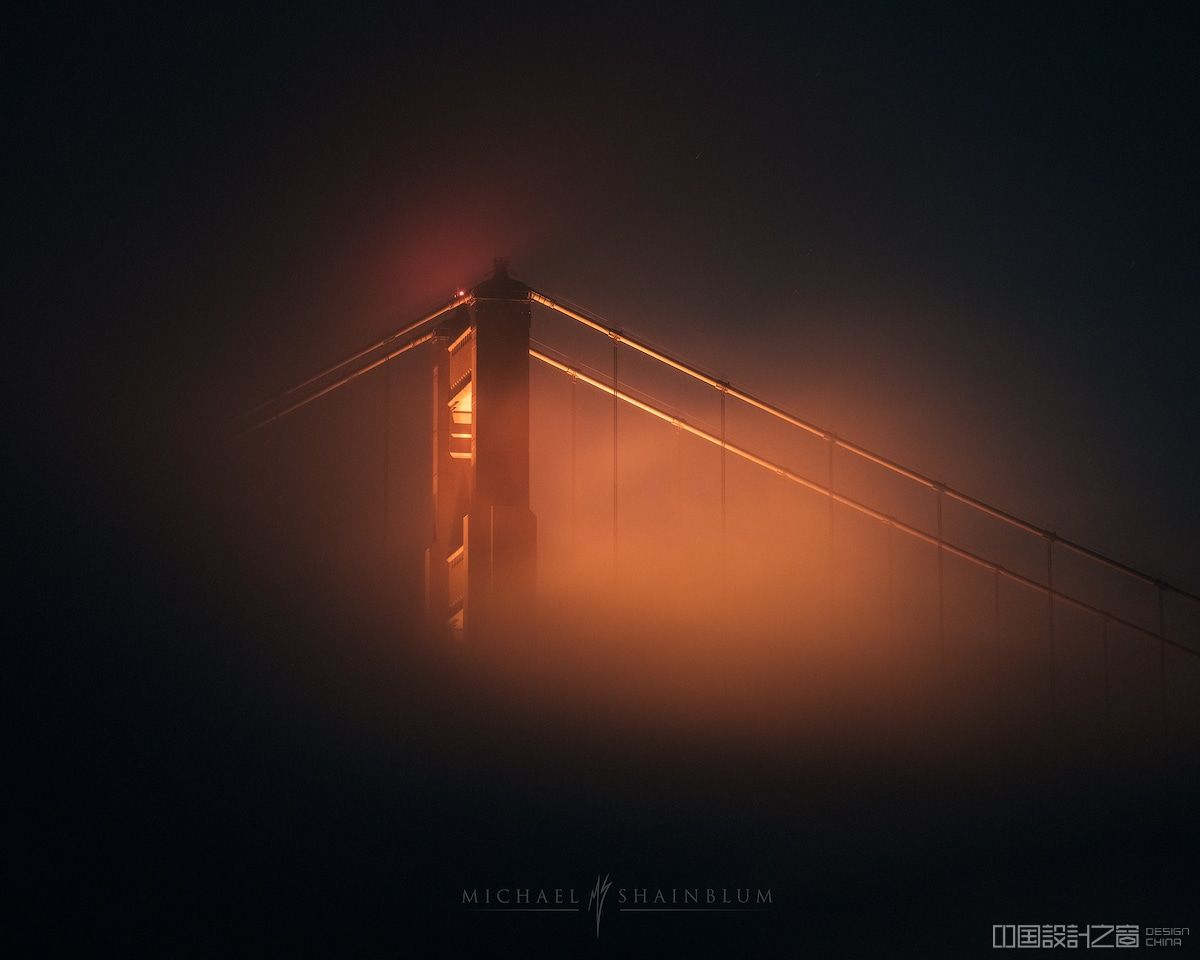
left=448, top=382, right=473, bottom=459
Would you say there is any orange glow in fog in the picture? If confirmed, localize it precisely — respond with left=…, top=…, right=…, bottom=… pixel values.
left=235, top=283, right=1199, bottom=778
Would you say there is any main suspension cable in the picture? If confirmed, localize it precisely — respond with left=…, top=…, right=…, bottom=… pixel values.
left=530, top=289, right=1199, bottom=606
left=529, top=346, right=1199, bottom=659
left=248, top=330, right=437, bottom=432
left=245, top=293, right=469, bottom=422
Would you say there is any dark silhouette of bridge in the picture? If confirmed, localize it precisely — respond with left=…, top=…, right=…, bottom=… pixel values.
left=243, top=259, right=1200, bottom=779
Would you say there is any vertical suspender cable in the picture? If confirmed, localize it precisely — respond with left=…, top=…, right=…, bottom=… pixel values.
left=273, top=413, right=284, bottom=553
left=612, top=335, right=619, bottom=583
left=674, top=421, right=683, bottom=561
left=1102, top=615, right=1111, bottom=767
left=1047, top=536, right=1057, bottom=764
left=1158, top=585, right=1169, bottom=795
left=720, top=386, right=727, bottom=604
left=827, top=435, right=836, bottom=641
left=994, top=565, right=1002, bottom=723
left=383, top=353, right=391, bottom=558
left=570, top=373, right=578, bottom=558
left=936, top=484, right=947, bottom=728
left=887, top=520, right=895, bottom=645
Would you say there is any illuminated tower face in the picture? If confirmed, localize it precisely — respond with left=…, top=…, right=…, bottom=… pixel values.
left=427, top=261, right=537, bottom=641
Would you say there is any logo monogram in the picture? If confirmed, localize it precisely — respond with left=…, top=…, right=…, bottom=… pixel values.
left=588, top=873, right=613, bottom=939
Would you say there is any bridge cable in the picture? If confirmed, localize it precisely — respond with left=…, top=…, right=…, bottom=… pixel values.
left=1159, top=586, right=1169, bottom=793
left=612, top=335, right=619, bottom=583
left=247, top=330, right=437, bottom=432
left=529, top=346, right=1200, bottom=662
left=993, top=566, right=1002, bottom=742
left=384, top=350, right=391, bottom=558
left=827, top=435, right=836, bottom=648
left=530, top=290, right=1200, bottom=607
left=570, top=372, right=578, bottom=558
left=1047, top=538, right=1058, bottom=772
left=245, top=295, right=469, bottom=422
left=720, top=385, right=727, bottom=613
left=675, top=418, right=685, bottom=583
left=1102, top=616, right=1112, bottom=770
left=937, top=485, right=947, bottom=731
left=887, top=520, right=895, bottom=662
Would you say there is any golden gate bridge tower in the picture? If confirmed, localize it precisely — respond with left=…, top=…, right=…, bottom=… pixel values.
left=426, top=259, right=537, bottom=642
left=245, top=258, right=1199, bottom=783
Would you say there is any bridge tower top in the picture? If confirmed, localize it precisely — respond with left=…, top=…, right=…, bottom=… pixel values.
left=471, top=256, right=529, bottom=301
left=427, top=256, right=537, bottom=642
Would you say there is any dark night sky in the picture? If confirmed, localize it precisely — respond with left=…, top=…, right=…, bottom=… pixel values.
left=12, top=4, right=1200, bottom=954
left=13, top=3, right=1199, bottom=590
